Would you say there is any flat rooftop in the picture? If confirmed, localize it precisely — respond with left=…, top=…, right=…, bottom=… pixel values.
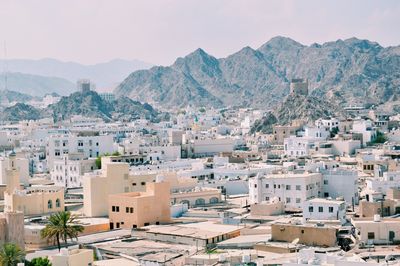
left=145, top=221, right=244, bottom=239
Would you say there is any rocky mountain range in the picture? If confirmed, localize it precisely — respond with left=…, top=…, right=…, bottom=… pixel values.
left=0, top=72, right=75, bottom=96
left=0, top=90, right=161, bottom=122
left=115, top=36, right=400, bottom=111
left=0, top=58, right=152, bottom=96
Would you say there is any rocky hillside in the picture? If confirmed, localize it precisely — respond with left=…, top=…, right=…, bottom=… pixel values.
left=0, top=103, right=42, bottom=121
left=115, top=36, right=400, bottom=110
left=250, top=94, right=345, bottom=134
left=47, top=90, right=160, bottom=122
left=0, top=90, right=161, bottom=122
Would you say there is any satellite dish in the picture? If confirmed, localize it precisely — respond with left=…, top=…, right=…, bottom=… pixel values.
left=385, top=254, right=394, bottom=262
left=292, top=238, right=300, bottom=245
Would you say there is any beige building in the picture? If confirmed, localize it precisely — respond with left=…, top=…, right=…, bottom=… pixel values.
left=0, top=152, right=30, bottom=186
left=4, top=186, right=64, bottom=216
left=171, top=187, right=221, bottom=208
left=0, top=211, right=24, bottom=249
left=135, top=222, right=242, bottom=247
left=50, top=248, right=93, bottom=266
left=250, top=201, right=284, bottom=216
left=359, top=198, right=399, bottom=218
left=108, top=178, right=171, bottom=229
left=83, top=161, right=130, bottom=217
left=83, top=157, right=197, bottom=217
left=271, top=221, right=339, bottom=247
left=25, top=217, right=110, bottom=249
left=352, top=216, right=400, bottom=244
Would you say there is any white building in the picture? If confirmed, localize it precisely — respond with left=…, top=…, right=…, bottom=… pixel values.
left=51, top=153, right=97, bottom=188
left=185, top=138, right=234, bottom=158
left=303, top=198, right=347, bottom=225
left=249, top=172, right=322, bottom=210
left=304, top=125, right=330, bottom=140
left=352, top=120, right=377, bottom=146
left=284, top=136, right=316, bottom=158
left=366, top=171, right=400, bottom=194
left=321, top=168, right=359, bottom=206
left=315, top=118, right=340, bottom=131
left=47, top=132, right=114, bottom=168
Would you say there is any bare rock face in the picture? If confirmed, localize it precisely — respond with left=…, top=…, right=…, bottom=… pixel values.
left=115, top=36, right=400, bottom=111
left=0, top=90, right=161, bottom=122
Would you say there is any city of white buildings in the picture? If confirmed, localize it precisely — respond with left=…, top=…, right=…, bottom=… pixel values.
left=2, top=95, right=400, bottom=265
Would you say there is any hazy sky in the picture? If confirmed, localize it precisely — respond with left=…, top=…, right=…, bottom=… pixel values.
left=1, top=0, right=399, bottom=66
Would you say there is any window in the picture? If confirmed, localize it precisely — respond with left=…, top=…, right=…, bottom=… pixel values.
left=318, top=206, right=323, bottom=212
left=286, top=185, right=291, bottom=190
left=296, top=198, right=301, bottom=203
left=56, top=199, right=61, bottom=208
left=296, top=185, right=301, bottom=191
left=266, top=197, right=270, bottom=201
left=55, top=150, right=61, bottom=156
left=286, top=197, right=291, bottom=203
left=116, top=206, right=119, bottom=212
left=266, top=184, right=269, bottom=188
left=323, top=180, right=328, bottom=185
left=130, top=207, right=134, bottom=213
left=368, top=232, right=375, bottom=239
left=254, top=184, right=257, bottom=188
left=141, top=182, right=146, bottom=186
left=78, top=140, right=83, bottom=147
left=329, top=207, right=334, bottom=213
left=132, top=183, right=137, bottom=186
left=48, top=200, right=53, bottom=209
left=309, top=206, right=314, bottom=212
left=112, top=206, right=116, bottom=212
left=126, top=207, right=129, bottom=213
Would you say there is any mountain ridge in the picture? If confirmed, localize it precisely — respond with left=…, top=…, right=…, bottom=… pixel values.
left=0, top=58, right=153, bottom=92
left=115, top=36, right=400, bottom=111
left=0, top=90, right=162, bottom=122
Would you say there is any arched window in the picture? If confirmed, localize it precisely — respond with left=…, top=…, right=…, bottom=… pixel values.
left=56, top=199, right=61, bottom=208
left=48, top=200, right=53, bottom=209
left=195, top=198, right=205, bottom=206
left=209, top=197, right=219, bottom=204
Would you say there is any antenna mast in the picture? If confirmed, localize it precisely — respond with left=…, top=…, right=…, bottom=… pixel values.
left=3, top=40, right=7, bottom=91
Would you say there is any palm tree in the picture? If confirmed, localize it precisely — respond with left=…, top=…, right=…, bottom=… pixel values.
left=0, top=243, right=25, bottom=266
left=41, top=211, right=84, bottom=251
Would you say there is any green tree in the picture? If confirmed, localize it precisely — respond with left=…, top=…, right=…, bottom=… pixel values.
left=41, top=211, right=84, bottom=251
left=26, top=257, right=52, bottom=266
left=94, top=152, right=111, bottom=169
left=0, top=243, right=25, bottom=266
left=372, top=131, right=388, bottom=144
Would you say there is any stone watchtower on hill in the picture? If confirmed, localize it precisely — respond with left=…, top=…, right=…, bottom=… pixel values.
left=290, top=78, right=309, bottom=96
